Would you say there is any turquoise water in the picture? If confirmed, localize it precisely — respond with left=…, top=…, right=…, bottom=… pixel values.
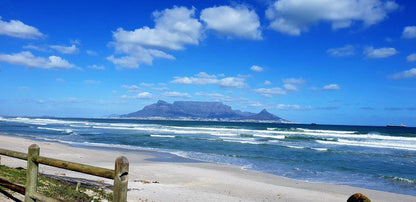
left=0, top=117, right=415, bottom=196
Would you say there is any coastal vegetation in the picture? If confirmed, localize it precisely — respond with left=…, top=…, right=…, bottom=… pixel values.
left=0, top=164, right=112, bottom=201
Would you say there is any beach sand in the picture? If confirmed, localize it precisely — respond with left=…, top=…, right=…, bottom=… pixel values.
left=0, top=134, right=415, bottom=202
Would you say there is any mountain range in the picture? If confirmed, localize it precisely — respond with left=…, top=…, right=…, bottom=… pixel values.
left=120, top=100, right=288, bottom=123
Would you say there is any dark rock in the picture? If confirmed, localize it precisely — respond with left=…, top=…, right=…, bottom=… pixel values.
left=347, top=193, right=371, bottom=202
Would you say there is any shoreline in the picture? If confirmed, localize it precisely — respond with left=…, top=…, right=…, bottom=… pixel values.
left=0, top=134, right=415, bottom=201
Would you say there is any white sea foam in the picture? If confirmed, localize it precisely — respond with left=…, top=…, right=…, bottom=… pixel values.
left=37, top=127, right=73, bottom=133
left=297, top=128, right=356, bottom=134
left=311, top=148, right=328, bottom=152
left=253, top=134, right=285, bottom=139
left=150, top=134, right=175, bottom=138
left=316, top=139, right=416, bottom=151
left=286, top=145, right=305, bottom=149
left=221, top=137, right=263, bottom=145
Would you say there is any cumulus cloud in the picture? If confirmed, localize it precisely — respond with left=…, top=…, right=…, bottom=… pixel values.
left=200, top=5, right=261, bottom=39
left=407, top=53, right=416, bottom=62
left=171, top=72, right=248, bottom=88
left=364, top=47, right=397, bottom=58
left=121, top=84, right=141, bottom=93
left=195, top=92, right=226, bottom=98
left=50, top=44, right=78, bottom=54
left=283, top=83, right=298, bottom=91
left=0, top=16, right=44, bottom=39
left=277, top=104, right=312, bottom=111
left=195, top=92, right=247, bottom=102
left=254, top=87, right=286, bottom=97
left=88, top=64, right=105, bottom=70
left=388, top=68, right=416, bottom=79
left=402, top=26, right=416, bottom=39
left=0, top=51, right=74, bottom=69
left=322, top=84, right=340, bottom=90
left=282, top=78, right=305, bottom=91
left=327, top=45, right=355, bottom=57
left=86, top=50, right=97, bottom=55
left=121, top=92, right=153, bottom=99
left=219, top=77, right=248, bottom=88
left=283, top=78, right=305, bottom=85
left=108, top=6, right=202, bottom=68
left=249, top=102, right=265, bottom=107
left=266, top=0, right=399, bottom=36
left=140, top=83, right=155, bottom=87
left=250, top=65, right=264, bottom=72
left=264, top=80, right=272, bottom=85
left=172, top=72, right=218, bottom=85
left=163, top=91, right=191, bottom=98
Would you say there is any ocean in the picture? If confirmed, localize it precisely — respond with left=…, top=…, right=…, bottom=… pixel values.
left=0, top=117, right=415, bottom=196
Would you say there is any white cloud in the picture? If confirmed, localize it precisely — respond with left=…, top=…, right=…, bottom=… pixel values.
left=194, top=92, right=247, bottom=102
left=172, top=72, right=218, bottom=85
left=86, top=50, right=97, bottom=55
left=195, top=92, right=226, bottom=98
left=282, top=78, right=305, bottom=91
left=109, top=6, right=201, bottom=68
left=70, top=39, right=81, bottom=45
left=88, top=64, right=105, bottom=70
left=283, top=78, right=305, bottom=85
left=121, top=84, right=141, bottom=93
left=263, top=80, right=272, bottom=86
left=388, top=68, right=416, bottom=79
left=323, top=84, right=340, bottom=90
left=250, top=65, right=264, bottom=72
left=283, top=83, right=298, bottom=91
left=163, top=91, right=191, bottom=98
left=402, top=26, right=416, bottom=39
left=137, top=92, right=153, bottom=99
left=121, top=92, right=153, bottom=99
left=277, top=104, right=311, bottom=111
left=56, top=78, right=65, bottom=82
left=200, top=5, right=261, bottom=39
left=254, top=87, right=286, bottom=97
left=0, top=16, right=44, bottom=39
left=327, top=45, right=355, bottom=57
left=0, top=51, right=74, bottom=69
left=364, top=47, right=397, bottom=58
left=219, top=77, right=248, bottom=88
left=140, top=82, right=154, bottom=87
left=264, top=80, right=272, bottom=85
left=266, top=0, right=399, bottom=36
left=406, top=53, right=416, bottom=62
left=153, top=87, right=168, bottom=91
left=171, top=72, right=248, bottom=88
left=50, top=44, right=78, bottom=54
left=249, top=102, right=265, bottom=107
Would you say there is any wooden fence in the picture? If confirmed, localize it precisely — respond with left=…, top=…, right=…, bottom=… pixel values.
left=0, top=144, right=129, bottom=202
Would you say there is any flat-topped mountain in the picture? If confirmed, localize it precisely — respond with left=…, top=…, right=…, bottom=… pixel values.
left=121, top=100, right=288, bottom=122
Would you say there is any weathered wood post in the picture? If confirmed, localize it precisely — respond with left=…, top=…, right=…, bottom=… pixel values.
left=25, top=144, right=39, bottom=202
left=113, top=156, right=129, bottom=202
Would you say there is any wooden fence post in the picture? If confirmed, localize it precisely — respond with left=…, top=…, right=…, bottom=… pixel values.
left=113, top=156, right=129, bottom=202
left=25, top=144, right=39, bottom=202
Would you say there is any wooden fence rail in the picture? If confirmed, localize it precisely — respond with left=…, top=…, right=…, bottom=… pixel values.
left=0, top=144, right=129, bottom=202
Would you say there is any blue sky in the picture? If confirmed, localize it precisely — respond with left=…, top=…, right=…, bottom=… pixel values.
left=0, top=0, right=415, bottom=126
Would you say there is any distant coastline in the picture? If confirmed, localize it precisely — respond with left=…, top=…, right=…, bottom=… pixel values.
left=110, top=116, right=296, bottom=124
left=118, top=100, right=291, bottom=123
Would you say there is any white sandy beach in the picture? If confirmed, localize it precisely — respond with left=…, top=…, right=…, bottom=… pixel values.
left=0, top=134, right=415, bottom=202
